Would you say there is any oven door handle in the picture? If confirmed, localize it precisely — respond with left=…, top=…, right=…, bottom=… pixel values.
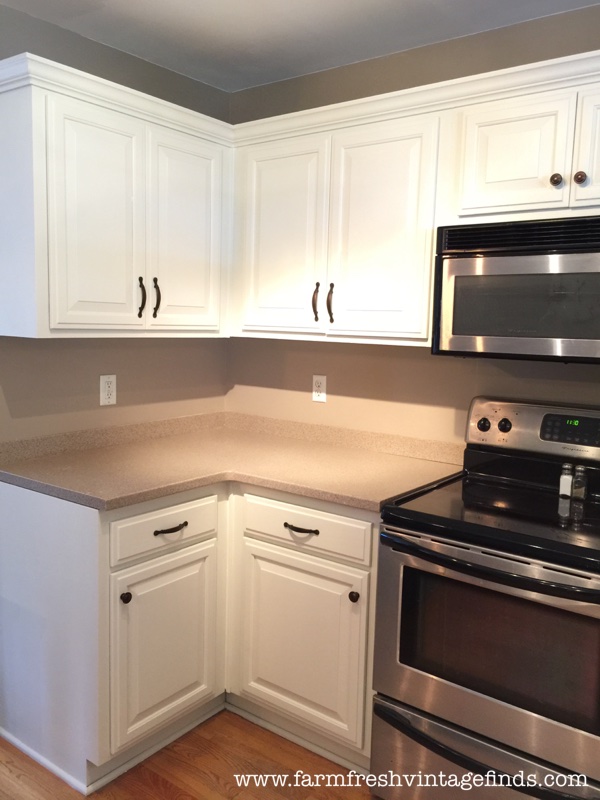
left=374, top=700, right=596, bottom=800
left=382, top=533, right=600, bottom=603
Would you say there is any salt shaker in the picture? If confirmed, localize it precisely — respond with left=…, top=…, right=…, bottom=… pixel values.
left=559, top=463, right=573, bottom=498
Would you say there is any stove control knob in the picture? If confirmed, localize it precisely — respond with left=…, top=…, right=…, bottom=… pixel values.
left=498, top=417, right=512, bottom=433
left=477, top=417, right=491, bottom=432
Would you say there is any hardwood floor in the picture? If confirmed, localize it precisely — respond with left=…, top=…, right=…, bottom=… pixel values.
left=0, top=711, right=373, bottom=799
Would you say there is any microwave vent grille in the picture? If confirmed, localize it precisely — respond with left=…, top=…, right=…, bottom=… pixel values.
left=440, top=216, right=600, bottom=254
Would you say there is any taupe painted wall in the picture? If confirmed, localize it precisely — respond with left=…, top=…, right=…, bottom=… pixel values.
left=3, top=3, right=600, bottom=123
left=2, top=6, right=600, bottom=449
left=0, top=338, right=229, bottom=443
left=230, top=6, right=600, bottom=122
left=226, top=340, right=600, bottom=446
left=0, top=5, right=230, bottom=121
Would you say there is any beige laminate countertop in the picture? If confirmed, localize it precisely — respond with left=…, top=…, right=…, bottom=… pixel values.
left=0, top=416, right=463, bottom=512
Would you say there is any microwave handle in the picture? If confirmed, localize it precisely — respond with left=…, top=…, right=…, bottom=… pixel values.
left=382, top=532, right=600, bottom=603
left=374, top=699, right=595, bottom=800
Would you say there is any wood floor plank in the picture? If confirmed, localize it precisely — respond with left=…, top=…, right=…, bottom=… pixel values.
left=0, top=711, right=372, bottom=799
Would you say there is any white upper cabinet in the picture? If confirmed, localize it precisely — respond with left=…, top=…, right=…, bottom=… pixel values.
left=0, top=54, right=231, bottom=337
left=328, top=116, right=438, bottom=339
left=236, top=114, right=439, bottom=343
left=237, top=135, right=330, bottom=334
left=458, top=86, right=600, bottom=214
left=571, top=87, right=600, bottom=206
left=146, top=126, right=222, bottom=330
left=47, top=94, right=147, bottom=329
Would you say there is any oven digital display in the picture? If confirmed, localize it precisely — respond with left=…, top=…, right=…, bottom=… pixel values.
left=541, top=413, right=600, bottom=446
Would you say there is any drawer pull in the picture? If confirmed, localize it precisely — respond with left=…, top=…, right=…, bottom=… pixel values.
left=348, top=591, right=360, bottom=603
left=120, top=592, right=133, bottom=604
left=284, top=522, right=320, bottom=536
left=154, top=521, right=189, bottom=536
left=549, top=172, right=563, bottom=187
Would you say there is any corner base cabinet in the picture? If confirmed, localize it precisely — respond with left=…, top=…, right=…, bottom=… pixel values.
left=228, top=490, right=375, bottom=753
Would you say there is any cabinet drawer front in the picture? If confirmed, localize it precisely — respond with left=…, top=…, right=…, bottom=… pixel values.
left=110, top=496, right=218, bottom=566
left=243, top=494, right=371, bottom=565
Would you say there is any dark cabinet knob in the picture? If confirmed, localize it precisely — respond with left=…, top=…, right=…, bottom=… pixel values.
left=120, top=592, right=133, bottom=604
left=549, top=173, right=563, bottom=187
left=574, top=170, right=588, bottom=185
left=348, top=591, right=360, bottom=603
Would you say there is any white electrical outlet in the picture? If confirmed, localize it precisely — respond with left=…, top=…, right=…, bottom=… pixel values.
left=312, top=374, right=326, bottom=403
left=100, top=374, right=117, bottom=406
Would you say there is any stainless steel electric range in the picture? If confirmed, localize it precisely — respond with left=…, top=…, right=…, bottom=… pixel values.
left=371, top=397, right=600, bottom=800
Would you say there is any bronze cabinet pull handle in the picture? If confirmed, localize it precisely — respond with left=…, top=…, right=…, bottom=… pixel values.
left=154, top=521, right=188, bottom=536
left=152, top=277, right=162, bottom=318
left=326, top=283, right=334, bottom=323
left=312, top=282, right=320, bottom=321
left=284, top=522, right=319, bottom=536
left=574, top=170, right=588, bottom=185
left=138, top=277, right=147, bottom=318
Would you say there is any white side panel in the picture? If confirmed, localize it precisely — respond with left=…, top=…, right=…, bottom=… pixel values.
left=0, top=483, right=101, bottom=786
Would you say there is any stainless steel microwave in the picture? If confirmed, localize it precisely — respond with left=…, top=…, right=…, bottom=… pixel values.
left=432, top=215, right=600, bottom=362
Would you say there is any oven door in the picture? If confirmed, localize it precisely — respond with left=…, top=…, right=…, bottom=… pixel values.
left=371, top=697, right=600, bottom=800
left=433, top=253, right=600, bottom=361
left=374, top=526, right=600, bottom=782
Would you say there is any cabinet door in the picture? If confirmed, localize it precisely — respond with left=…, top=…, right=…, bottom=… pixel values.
left=146, top=126, right=222, bottom=330
left=238, top=135, right=329, bottom=334
left=239, top=538, right=368, bottom=746
left=110, top=539, right=217, bottom=752
left=459, top=92, right=576, bottom=214
left=47, top=94, right=146, bottom=329
left=571, top=88, right=600, bottom=206
left=328, top=116, right=438, bottom=339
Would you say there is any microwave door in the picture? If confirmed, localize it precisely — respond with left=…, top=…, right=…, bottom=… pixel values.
left=436, top=253, right=600, bottom=361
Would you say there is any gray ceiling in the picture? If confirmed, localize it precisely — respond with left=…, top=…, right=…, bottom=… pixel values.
left=2, top=0, right=600, bottom=92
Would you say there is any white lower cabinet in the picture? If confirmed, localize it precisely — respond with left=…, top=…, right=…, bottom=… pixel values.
left=107, top=492, right=222, bottom=755
left=110, top=539, right=218, bottom=752
left=230, top=492, right=373, bottom=751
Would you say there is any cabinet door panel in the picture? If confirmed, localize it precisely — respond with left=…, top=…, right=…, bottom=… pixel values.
left=47, top=95, right=146, bottom=328
left=147, top=127, right=222, bottom=330
left=239, top=136, right=329, bottom=333
left=110, top=540, right=217, bottom=752
left=240, top=538, right=368, bottom=746
left=328, top=116, right=438, bottom=339
left=572, top=88, right=600, bottom=206
left=459, top=92, right=576, bottom=213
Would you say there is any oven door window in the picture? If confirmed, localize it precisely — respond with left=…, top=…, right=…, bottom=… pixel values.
left=400, top=567, right=600, bottom=735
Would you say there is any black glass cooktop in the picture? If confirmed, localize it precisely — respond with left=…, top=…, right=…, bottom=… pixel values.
left=382, top=471, right=600, bottom=574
